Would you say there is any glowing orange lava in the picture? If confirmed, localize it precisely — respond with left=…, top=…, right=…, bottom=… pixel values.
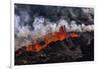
left=26, top=26, right=80, bottom=53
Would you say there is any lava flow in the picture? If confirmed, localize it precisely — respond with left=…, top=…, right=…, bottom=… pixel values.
left=24, top=26, right=80, bottom=53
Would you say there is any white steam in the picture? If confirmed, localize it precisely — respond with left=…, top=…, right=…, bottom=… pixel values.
left=15, top=16, right=94, bottom=51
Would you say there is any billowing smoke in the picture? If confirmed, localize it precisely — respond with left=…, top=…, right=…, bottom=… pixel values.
left=14, top=4, right=94, bottom=51
left=15, top=16, right=94, bottom=50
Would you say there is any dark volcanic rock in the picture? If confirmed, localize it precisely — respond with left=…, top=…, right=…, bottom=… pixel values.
left=15, top=32, right=94, bottom=65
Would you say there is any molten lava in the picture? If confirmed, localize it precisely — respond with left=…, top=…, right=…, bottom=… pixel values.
left=25, top=26, right=80, bottom=53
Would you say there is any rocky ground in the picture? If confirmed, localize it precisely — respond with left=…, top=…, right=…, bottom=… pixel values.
left=15, top=32, right=94, bottom=65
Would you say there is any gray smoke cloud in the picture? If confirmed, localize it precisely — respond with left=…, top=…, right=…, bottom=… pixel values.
left=15, top=16, right=94, bottom=50
left=14, top=4, right=94, bottom=51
